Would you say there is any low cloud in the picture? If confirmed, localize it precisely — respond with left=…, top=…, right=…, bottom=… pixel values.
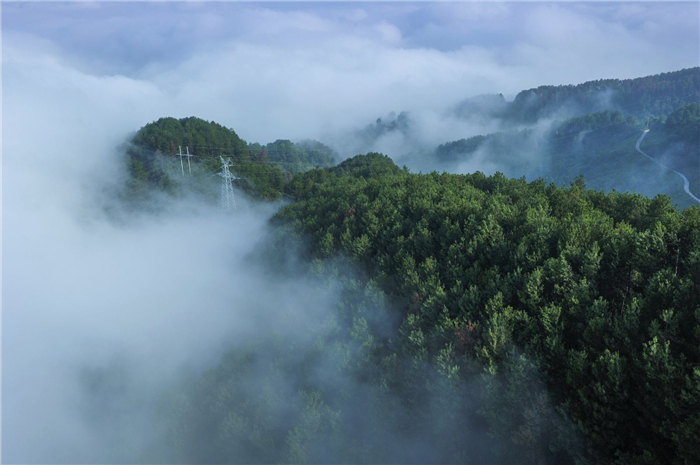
left=4, top=2, right=697, bottom=145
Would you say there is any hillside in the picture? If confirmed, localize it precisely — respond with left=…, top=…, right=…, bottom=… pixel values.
left=641, top=103, right=700, bottom=198
left=435, top=108, right=699, bottom=208
left=123, top=117, right=337, bottom=202
left=116, top=98, right=700, bottom=464
left=348, top=69, right=699, bottom=207
left=154, top=153, right=700, bottom=464
left=117, top=93, right=700, bottom=464
left=507, top=67, right=700, bottom=123
left=446, top=68, right=699, bottom=126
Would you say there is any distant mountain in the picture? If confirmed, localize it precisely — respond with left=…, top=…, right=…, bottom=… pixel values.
left=126, top=68, right=699, bottom=207
left=351, top=111, right=413, bottom=148
left=639, top=103, right=700, bottom=198
left=450, top=93, right=509, bottom=120
left=430, top=69, right=700, bottom=207
left=434, top=108, right=699, bottom=208
left=355, top=68, right=699, bottom=167
left=435, top=110, right=634, bottom=168
left=507, top=67, right=699, bottom=123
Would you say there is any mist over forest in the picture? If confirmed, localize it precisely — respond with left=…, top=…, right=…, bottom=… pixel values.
left=3, top=2, right=700, bottom=464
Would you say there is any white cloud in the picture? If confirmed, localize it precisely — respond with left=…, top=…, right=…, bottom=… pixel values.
left=3, top=34, right=346, bottom=459
left=4, top=2, right=697, bottom=153
left=374, top=20, right=403, bottom=45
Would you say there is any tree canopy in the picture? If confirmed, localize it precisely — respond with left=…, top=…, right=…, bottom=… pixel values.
left=154, top=153, right=700, bottom=464
left=509, top=67, right=699, bottom=122
left=123, top=117, right=338, bottom=202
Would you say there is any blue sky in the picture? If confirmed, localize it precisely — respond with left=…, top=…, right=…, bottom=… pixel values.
left=3, top=1, right=699, bottom=142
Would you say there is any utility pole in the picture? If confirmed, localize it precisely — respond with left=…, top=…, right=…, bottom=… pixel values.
left=178, top=146, right=185, bottom=177
left=219, top=156, right=237, bottom=211
left=184, top=146, right=192, bottom=175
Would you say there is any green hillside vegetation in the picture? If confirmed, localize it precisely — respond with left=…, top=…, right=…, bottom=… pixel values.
left=132, top=116, right=249, bottom=158
left=309, top=69, right=698, bottom=207
left=248, top=139, right=337, bottom=173
left=124, top=117, right=336, bottom=203
left=642, top=103, right=700, bottom=197
left=121, top=74, right=699, bottom=461
left=508, top=67, right=699, bottom=123
left=155, top=153, right=700, bottom=464
left=545, top=112, right=696, bottom=208
left=666, top=103, right=700, bottom=145
left=435, top=110, right=696, bottom=208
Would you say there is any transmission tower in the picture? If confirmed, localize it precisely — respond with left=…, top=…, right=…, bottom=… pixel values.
left=219, top=156, right=237, bottom=211
left=178, top=146, right=193, bottom=176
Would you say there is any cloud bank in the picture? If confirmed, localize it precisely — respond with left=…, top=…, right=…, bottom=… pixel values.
left=3, top=2, right=698, bottom=145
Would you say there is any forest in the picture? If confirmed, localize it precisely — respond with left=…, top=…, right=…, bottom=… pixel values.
left=145, top=153, right=699, bottom=464
left=124, top=69, right=700, bottom=209
left=113, top=68, right=700, bottom=464
left=434, top=103, right=700, bottom=209
left=124, top=116, right=337, bottom=202
left=506, top=67, right=700, bottom=123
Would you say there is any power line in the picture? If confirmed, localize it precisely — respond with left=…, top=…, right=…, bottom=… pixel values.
left=134, top=146, right=333, bottom=168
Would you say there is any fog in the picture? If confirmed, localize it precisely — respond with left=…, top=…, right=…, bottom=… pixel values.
left=4, top=2, right=698, bottom=143
left=2, top=69, right=317, bottom=460
left=1, top=30, right=484, bottom=462
left=2, top=2, right=699, bottom=463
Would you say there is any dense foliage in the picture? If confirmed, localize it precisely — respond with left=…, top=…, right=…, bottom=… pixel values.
left=159, top=153, right=700, bottom=464
left=123, top=68, right=700, bottom=461
left=124, top=117, right=336, bottom=202
left=435, top=111, right=633, bottom=164
left=281, top=154, right=700, bottom=463
left=509, top=67, right=699, bottom=122
left=434, top=109, right=697, bottom=208
left=639, top=103, right=700, bottom=198
left=666, top=103, right=700, bottom=147
left=132, top=116, right=250, bottom=159
left=248, top=139, right=337, bottom=173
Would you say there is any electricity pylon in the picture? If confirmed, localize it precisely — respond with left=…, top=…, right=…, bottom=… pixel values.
left=219, top=156, right=237, bottom=211
left=179, top=146, right=193, bottom=176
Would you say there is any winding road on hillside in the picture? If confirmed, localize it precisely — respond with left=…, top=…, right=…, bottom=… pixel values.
left=635, top=130, right=700, bottom=205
